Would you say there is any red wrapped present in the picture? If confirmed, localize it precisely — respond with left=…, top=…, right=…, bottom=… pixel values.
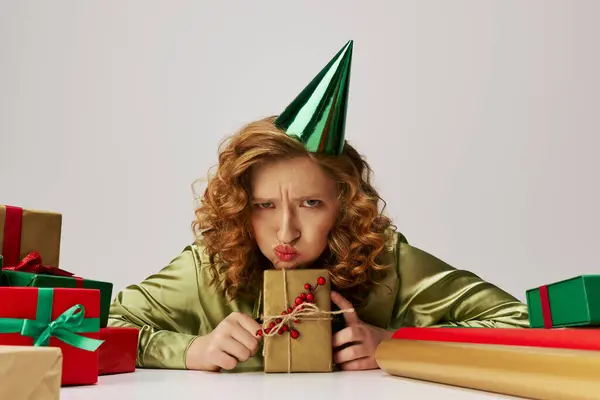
left=2, top=251, right=114, bottom=328
left=98, top=327, right=138, bottom=375
left=0, top=287, right=104, bottom=386
left=390, top=326, right=600, bottom=351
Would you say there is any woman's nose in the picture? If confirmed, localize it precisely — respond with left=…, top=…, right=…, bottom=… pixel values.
left=277, top=209, right=300, bottom=243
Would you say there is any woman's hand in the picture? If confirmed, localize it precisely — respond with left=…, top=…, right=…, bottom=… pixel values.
left=331, top=291, right=393, bottom=370
left=185, top=312, right=263, bottom=371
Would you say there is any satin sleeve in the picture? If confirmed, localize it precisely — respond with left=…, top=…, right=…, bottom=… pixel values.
left=107, top=245, right=205, bottom=369
left=391, top=241, right=530, bottom=329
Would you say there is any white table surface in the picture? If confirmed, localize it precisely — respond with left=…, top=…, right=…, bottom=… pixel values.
left=60, top=369, right=519, bottom=400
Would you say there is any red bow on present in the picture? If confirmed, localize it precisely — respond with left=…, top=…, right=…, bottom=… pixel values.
left=2, top=250, right=76, bottom=277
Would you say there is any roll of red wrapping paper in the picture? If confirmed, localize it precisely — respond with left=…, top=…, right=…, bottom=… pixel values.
left=390, top=326, right=600, bottom=351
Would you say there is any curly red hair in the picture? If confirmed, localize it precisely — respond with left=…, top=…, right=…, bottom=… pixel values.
left=192, top=117, right=394, bottom=305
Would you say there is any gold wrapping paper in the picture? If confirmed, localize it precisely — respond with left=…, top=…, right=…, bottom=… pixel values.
left=262, top=269, right=332, bottom=373
left=0, top=205, right=62, bottom=267
left=375, top=339, right=600, bottom=400
left=0, top=346, right=62, bottom=400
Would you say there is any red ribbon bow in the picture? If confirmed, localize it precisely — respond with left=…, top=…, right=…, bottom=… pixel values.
left=2, top=250, right=78, bottom=279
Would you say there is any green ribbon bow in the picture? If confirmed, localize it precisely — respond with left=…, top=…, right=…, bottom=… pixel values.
left=0, top=288, right=104, bottom=351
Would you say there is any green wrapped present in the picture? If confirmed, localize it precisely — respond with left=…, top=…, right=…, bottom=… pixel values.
left=1, top=251, right=113, bottom=328
left=526, top=275, right=600, bottom=328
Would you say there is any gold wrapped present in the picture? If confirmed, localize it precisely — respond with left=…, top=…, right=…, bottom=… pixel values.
left=0, top=205, right=62, bottom=268
left=0, top=345, right=62, bottom=400
left=261, top=269, right=342, bottom=373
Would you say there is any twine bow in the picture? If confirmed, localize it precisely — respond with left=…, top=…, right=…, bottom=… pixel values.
left=261, top=301, right=346, bottom=336
left=260, top=269, right=353, bottom=372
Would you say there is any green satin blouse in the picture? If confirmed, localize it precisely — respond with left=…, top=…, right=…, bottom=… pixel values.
left=107, top=230, right=529, bottom=371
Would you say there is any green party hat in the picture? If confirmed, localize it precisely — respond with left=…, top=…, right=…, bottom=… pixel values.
left=275, top=40, right=353, bottom=155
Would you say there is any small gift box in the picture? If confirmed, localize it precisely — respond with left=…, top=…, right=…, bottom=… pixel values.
left=98, top=327, right=138, bottom=375
left=2, top=251, right=114, bottom=328
left=0, top=287, right=104, bottom=386
left=0, top=345, right=63, bottom=400
left=0, top=205, right=62, bottom=267
left=260, top=269, right=337, bottom=373
left=526, top=275, right=600, bottom=328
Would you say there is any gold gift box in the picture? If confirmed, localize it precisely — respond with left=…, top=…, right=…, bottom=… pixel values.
left=0, top=205, right=62, bottom=267
left=262, top=269, right=332, bottom=373
left=0, top=346, right=63, bottom=400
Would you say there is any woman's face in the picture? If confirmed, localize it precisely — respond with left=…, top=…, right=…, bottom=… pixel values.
left=250, top=156, right=339, bottom=269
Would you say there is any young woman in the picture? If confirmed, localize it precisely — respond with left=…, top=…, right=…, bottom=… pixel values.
left=108, top=40, right=529, bottom=373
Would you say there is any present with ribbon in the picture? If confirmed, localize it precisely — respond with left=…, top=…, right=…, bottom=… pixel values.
left=526, top=275, right=600, bottom=328
left=98, top=327, right=139, bottom=375
left=0, top=205, right=62, bottom=267
left=260, top=269, right=351, bottom=373
left=2, top=251, right=114, bottom=328
left=0, top=286, right=104, bottom=386
left=0, top=345, right=63, bottom=400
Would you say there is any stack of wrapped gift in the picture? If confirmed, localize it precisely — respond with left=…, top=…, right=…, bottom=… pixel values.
left=375, top=274, right=600, bottom=400
left=0, top=204, right=138, bottom=394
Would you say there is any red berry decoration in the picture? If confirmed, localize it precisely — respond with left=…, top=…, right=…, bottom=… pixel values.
left=256, top=329, right=263, bottom=336
left=278, top=275, right=329, bottom=340
left=265, top=328, right=271, bottom=334
left=269, top=322, right=275, bottom=328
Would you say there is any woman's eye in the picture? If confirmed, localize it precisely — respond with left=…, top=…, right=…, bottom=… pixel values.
left=255, top=203, right=273, bottom=209
left=302, top=199, right=322, bottom=208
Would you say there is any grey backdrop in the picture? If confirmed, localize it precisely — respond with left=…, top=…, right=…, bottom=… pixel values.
left=1, top=1, right=599, bottom=303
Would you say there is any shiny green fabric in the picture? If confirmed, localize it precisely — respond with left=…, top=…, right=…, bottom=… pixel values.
left=108, top=231, right=529, bottom=371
